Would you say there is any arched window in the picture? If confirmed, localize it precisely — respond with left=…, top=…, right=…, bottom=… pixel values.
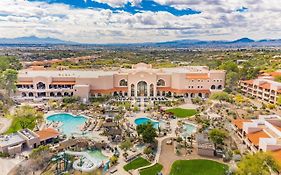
left=157, top=79, right=165, bottom=86
left=211, top=85, right=216, bottom=90
left=57, top=92, right=62, bottom=97
left=150, top=84, right=154, bottom=96
left=50, top=92, right=55, bottom=97
left=113, top=91, right=118, bottom=96
left=119, top=91, right=123, bottom=96
left=198, top=93, right=202, bottom=98
left=131, top=84, right=135, bottom=97
left=22, top=92, right=27, bottom=97
left=119, top=79, right=128, bottom=86
left=191, top=93, right=194, bottom=98
left=157, top=91, right=160, bottom=96
left=64, top=92, right=69, bottom=96
left=137, top=81, right=148, bottom=96
left=217, top=85, right=222, bottom=90
left=28, top=92, right=33, bottom=97
left=36, top=82, right=46, bottom=89
left=167, top=91, right=172, bottom=97
left=185, top=93, right=189, bottom=97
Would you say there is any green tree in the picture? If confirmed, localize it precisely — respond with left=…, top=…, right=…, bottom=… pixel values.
left=210, top=92, right=232, bottom=103
left=236, top=152, right=280, bottom=175
left=0, top=69, right=18, bottom=96
left=0, top=56, right=22, bottom=71
left=30, top=145, right=50, bottom=159
left=208, top=128, right=227, bottom=148
left=114, top=114, right=123, bottom=125
left=119, top=138, right=133, bottom=152
left=277, top=95, right=281, bottom=106
left=240, top=62, right=260, bottom=80
left=6, top=105, right=44, bottom=133
left=136, top=122, right=157, bottom=143
left=143, top=147, right=152, bottom=155
left=275, top=76, right=281, bottom=83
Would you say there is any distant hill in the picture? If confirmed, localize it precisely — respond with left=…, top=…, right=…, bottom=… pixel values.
left=1, top=36, right=281, bottom=48
left=0, top=36, right=77, bottom=45
left=230, top=37, right=255, bottom=43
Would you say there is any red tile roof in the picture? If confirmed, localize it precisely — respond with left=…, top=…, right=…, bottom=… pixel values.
left=157, top=87, right=210, bottom=93
left=36, top=128, right=59, bottom=141
left=233, top=119, right=251, bottom=130
left=50, top=81, right=76, bottom=85
left=17, top=81, right=33, bottom=85
left=91, top=87, right=128, bottom=94
left=186, top=73, right=209, bottom=80
left=259, top=82, right=271, bottom=89
left=241, top=80, right=254, bottom=84
left=247, top=130, right=270, bottom=146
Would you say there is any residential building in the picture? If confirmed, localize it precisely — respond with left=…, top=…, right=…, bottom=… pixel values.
left=240, top=78, right=281, bottom=104
left=232, top=115, right=281, bottom=163
left=15, top=63, right=225, bottom=101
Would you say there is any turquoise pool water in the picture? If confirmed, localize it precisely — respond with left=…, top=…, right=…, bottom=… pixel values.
left=47, top=113, right=87, bottom=136
left=135, top=117, right=160, bottom=128
left=182, top=123, right=196, bottom=137
left=87, top=150, right=108, bottom=163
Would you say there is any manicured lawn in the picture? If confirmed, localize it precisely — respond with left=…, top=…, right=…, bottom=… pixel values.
left=166, top=108, right=198, bottom=118
left=170, top=159, right=228, bottom=175
left=140, top=163, right=163, bottom=175
left=123, top=157, right=151, bottom=171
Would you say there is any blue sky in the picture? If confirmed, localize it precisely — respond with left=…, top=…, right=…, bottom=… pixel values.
left=28, top=0, right=200, bottom=16
left=0, top=0, right=280, bottom=43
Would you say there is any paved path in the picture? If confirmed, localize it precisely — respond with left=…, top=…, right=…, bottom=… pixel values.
left=0, top=156, right=23, bottom=175
left=0, top=117, right=12, bottom=134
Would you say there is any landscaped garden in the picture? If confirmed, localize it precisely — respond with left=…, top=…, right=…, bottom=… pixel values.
left=5, top=105, right=43, bottom=134
left=170, top=159, right=228, bottom=175
left=123, top=157, right=151, bottom=171
left=139, top=163, right=163, bottom=175
left=166, top=108, right=197, bottom=118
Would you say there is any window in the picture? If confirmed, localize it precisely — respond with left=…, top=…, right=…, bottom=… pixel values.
left=157, top=79, right=165, bottom=86
left=119, top=79, right=128, bottom=86
left=36, top=82, right=46, bottom=89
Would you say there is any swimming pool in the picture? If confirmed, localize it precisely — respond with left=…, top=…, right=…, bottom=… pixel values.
left=87, top=149, right=108, bottom=163
left=135, top=117, right=160, bottom=128
left=181, top=123, right=197, bottom=137
left=47, top=113, right=87, bottom=136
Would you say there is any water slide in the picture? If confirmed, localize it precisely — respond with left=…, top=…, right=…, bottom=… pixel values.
left=65, top=151, right=103, bottom=172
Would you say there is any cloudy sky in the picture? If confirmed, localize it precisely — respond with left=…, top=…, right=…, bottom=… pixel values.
left=0, top=0, right=280, bottom=43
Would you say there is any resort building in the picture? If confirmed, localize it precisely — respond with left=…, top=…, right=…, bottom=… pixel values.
left=240, top=71, right=281, bottom=104
left=0, top=128, right=59, bottom=155
left=232, top=115, right=281, bottom=162
left=15, top=63, right=226, bottom=101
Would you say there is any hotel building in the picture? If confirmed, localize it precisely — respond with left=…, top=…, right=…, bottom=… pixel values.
left=240, top=71, right=281, bottom=104
left=233, top=115, right=281, bottom=164
left=15, top=63, right=225, bottom=101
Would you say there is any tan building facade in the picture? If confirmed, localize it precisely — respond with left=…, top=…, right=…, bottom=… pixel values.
left=15, top=63, right=226, bottom=101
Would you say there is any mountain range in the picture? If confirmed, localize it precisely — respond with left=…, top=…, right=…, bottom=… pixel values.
left=1, top=36, right=281, bottom=48
left=0, top=36, right=77, bottom=45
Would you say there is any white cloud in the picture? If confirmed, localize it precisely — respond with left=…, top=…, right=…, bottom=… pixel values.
left=0, top=0, right=280, bottom=43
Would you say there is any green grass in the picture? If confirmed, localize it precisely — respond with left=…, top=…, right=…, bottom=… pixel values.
left=140, top=163, right=163, bottom=175
left=5, top=116, right=36, bottom=134
left=166, top=108, right=198, bottom=118
left=170, top=159, right=228, bottom=175
left=123, top=157, right=151, bottom=171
